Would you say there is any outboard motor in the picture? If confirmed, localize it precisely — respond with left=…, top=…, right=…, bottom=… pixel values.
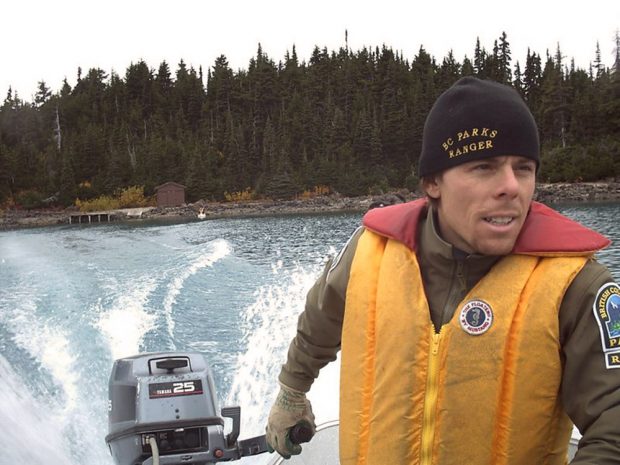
left=105, top=352, right=272, bottom=465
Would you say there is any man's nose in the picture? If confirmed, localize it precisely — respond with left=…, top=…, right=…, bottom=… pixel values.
left=496, top=166, right=520, bottom=197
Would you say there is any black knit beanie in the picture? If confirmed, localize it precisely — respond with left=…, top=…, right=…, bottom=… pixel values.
left=418, top=77, right=539, bottom=177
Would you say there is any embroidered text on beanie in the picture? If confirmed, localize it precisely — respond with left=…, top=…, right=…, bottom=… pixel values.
left=418, top=77, right=539, bottom=177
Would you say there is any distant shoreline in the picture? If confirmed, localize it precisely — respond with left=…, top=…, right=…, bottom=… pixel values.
left=2, top=182, right=620, bottom=232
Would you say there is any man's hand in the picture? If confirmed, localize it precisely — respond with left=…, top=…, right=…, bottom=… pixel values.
left=266, top=384, right=316, bottom=459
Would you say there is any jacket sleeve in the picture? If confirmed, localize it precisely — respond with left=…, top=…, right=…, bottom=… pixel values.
left=278, top=227, right=363, bottom=392
left=559, top=259, right=620, bottom=464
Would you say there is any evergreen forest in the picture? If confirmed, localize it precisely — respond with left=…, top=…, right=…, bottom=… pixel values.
left=1, top=32, right=619, bottom=208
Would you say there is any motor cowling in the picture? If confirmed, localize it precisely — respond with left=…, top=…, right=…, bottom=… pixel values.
left=105, top=352, right=266, bottom=465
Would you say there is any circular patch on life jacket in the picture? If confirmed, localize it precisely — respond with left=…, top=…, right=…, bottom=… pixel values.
left=459, top=300, right=493, bottom=335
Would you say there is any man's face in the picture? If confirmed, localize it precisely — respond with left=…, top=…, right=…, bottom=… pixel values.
left=424, top=155, right=536, bottom=255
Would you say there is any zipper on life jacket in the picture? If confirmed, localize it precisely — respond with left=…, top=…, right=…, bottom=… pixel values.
left=420, top=326, right=443, bottom=465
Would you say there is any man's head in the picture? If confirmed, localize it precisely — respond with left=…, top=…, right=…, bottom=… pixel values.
left=418, top=77, right=539, bottom=255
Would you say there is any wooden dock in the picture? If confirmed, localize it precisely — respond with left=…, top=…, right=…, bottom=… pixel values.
left=68, top=207, right=154, bottom=225
left=69, top=211, right=117, bottom=224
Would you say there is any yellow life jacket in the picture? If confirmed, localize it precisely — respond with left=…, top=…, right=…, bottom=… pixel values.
left=340, top=201, right=609, bottom=465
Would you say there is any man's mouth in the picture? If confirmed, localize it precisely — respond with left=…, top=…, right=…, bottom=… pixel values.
left=483, top=216, right=514, bottom=225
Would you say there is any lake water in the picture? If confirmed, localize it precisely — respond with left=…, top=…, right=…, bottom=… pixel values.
left=1, top=204, right=618, bottom=465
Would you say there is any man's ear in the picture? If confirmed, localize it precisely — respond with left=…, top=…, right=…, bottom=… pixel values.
left=422, top=176, right=441, bottom=199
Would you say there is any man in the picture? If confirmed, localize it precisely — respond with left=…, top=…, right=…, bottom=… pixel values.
left=266, top=77, right=620, bottom=464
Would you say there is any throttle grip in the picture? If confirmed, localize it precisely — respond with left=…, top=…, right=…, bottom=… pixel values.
left=289, top=423, right=313, bottom=444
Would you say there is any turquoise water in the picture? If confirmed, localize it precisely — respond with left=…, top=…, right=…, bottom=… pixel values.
left=0, top=205, right=618, bottom=464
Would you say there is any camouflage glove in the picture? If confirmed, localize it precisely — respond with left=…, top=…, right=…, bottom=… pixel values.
left=266, top=383, right=316, bottom=459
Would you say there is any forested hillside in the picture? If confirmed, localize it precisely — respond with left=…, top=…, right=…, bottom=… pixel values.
left=1, top=32, right=618, bottom=208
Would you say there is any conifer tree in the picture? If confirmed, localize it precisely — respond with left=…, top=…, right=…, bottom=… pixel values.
left=605, top=31, right=620, bottom=137
left=206, top=55, right=234, bottom=130
left=438, top=50, right=461, bottom=89
left=540, top=50, right=568, bottom=147
left=497, top=32, right=512, bottom=84
left=462, top=56, right=474, bottom=76
left=155, top=61, right=175, bottom=119
left=58, top=150, right=77, bottom=205
left=523, top=49, right=543, bottom=118
left=474, top=37, right=487, bottom=77
left=594, top=41, right=604, bottom=79
left=34, top=81, right=52, bottom=108
left=185, top=148, right=206, bottom=201
left=513, top=61, right=524, bottom=96
left=0, top=143, right=12, bottom=202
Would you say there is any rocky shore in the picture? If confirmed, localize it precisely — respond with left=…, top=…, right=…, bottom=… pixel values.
left=534, top=181, right=620, bottom=204
left=2, top=182, right=620, bottom=231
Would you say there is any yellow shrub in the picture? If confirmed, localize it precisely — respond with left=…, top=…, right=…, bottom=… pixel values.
left=1, top=196, right=16, bottom=210
left=75, top=196, right=120, bottom=212
left=118, top=186, right=149, bottom=208
left=75, top=185, right=154, bottom=212
left=299, top=185, right=331, bottom=199
left=224, top=188, right=256, bottom=202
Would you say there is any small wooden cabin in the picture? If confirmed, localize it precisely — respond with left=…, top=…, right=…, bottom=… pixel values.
left=155, top=182, right=186, bottom=207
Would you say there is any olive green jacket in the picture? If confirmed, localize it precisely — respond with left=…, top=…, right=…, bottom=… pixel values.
left=279, top=206, right=620, bottom=464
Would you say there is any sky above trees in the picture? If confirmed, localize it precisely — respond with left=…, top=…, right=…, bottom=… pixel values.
left=2, top=0, right=618, bottom=100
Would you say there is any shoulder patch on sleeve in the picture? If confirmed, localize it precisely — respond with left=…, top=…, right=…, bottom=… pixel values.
left=326, top=226, right=362, bottom=281
left=592, top=282, right=620, bottom=369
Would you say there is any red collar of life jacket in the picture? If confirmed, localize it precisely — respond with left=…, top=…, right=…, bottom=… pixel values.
left=362, top=198, right=610, bottom=255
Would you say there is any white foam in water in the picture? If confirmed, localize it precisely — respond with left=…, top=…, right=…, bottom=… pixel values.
left=226, top=264, right=340, bottom=440
left=163, top=239, right=231, bottom=342
left=96, top=276, right=158, bottom=360
left=0, top=289, right=113, bottom=465
left=0, top=354, right=75, bottom=465
left=7, top=295, right=79, bottom=411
